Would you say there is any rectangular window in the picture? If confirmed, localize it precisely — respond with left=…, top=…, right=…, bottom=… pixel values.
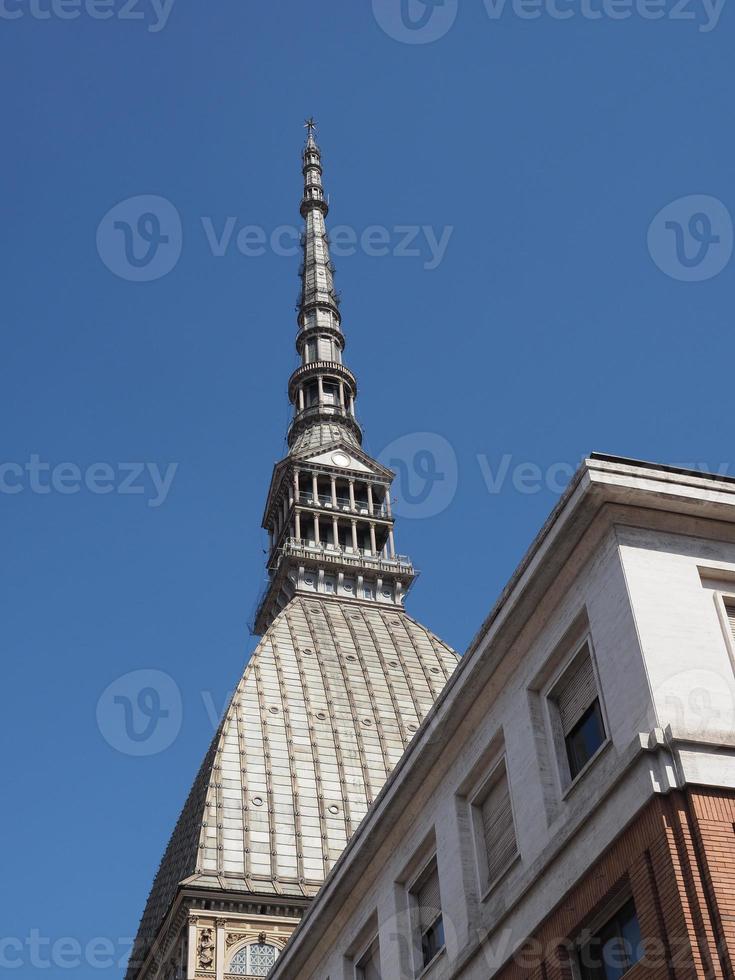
left=724, top=600, right=735, bottom=644
left=554, top=644, right=606, bottom=780
left=322, top=383, right=338, bottom=405
left=356, top=938, right=381, bottom=980
left=413, top=861, right=445, bottom=969
left=578, top=898, right=642, bottom=980
left=477, top=760, right=517, bottom=887
left=317, top=336, right=333, bottom=360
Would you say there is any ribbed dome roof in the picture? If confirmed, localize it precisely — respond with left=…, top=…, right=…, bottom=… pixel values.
left=129, top=596, right=458, bottom=973
left=288, top=421, right=361, bottom=454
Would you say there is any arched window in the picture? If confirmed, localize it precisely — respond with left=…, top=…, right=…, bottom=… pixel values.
left=228, top=942, right=277, bottom=976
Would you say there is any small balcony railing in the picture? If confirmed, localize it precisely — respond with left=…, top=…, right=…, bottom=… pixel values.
left=295, top=491, right=391, bottom=519
left=276, top=538, right=413, bottom=573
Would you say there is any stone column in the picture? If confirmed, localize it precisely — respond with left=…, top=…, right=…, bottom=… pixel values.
left=314, top=514, right=321, bottom=545
left=215, top=923, right=225, bottom=980
left=338, top=381, right=345, bottom=408
left=294, top=509, right=301, bottom=540
left=312, top=473, right=319, bottom=503
left=332, top=516, right=339, bottom=550
left=348, top=479, right=356, bottom=511
left=330, top=476, right=337, bottom=507
left=317, top=375, right=324, bottom=405
left=385, top=491, right=392, bottom=517
left=351, top=520, right=358, bottom=551
left=389, top=529, right=396, bottom=558
left=186, top=919, right=198, bottom=979
left=369, top=523, right=377, bottom=555
left=367, top=484, right=374, bottom=515
left=298, top=386, right=305, bottom=411
left=294, top=468, right=300, bottom=502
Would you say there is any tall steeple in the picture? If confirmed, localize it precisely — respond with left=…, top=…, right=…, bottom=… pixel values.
left=253, top=120, right=416, bottom=634
left=125, top=124, right=457, bottom=980
left=287, top=118, right=360, bottom=453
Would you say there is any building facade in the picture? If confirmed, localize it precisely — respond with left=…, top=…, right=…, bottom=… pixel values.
left=124, top=124, right=459, bottom=980
left=267, top=456, right=735, bottom=980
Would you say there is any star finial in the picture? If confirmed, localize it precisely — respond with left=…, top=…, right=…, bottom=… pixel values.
left=304, top=116, right=317, bottom=136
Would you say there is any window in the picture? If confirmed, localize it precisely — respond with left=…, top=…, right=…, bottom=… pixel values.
left=476, top=760, right=517, bottom=887
left=322, top=382, right=338, bottom=405
left=413, top=861, right=445, bottom=969
left=356, top=938, right=381, bottom=980
left=724, top=599, right=735, bottom=644
left=553, top=644, right=606, bottom=780
left=229, top=942, right=278, bottom=977
left=578, top=898, right=642, bottom=980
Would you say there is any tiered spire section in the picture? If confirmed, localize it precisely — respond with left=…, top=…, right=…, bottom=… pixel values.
left=288, top=119, right=361, bottom=454
left=252, top=121, right=417, bottom=634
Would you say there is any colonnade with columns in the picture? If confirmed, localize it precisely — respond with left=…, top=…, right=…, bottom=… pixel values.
left=293, top=373, right=356, bottom=417
left=268, top=467, right=397, bottom=562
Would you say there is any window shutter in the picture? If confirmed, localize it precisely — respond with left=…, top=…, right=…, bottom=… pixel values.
left=481, top=763, right=517, bottom=883
left=726, top=602, right=735, bottom=643
left=417, top=865, right=441, bottom=931
left=557, top=648, right=597, bottom=735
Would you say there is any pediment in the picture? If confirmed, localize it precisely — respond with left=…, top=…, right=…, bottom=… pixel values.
left=294, top=441, right=394, bottom=479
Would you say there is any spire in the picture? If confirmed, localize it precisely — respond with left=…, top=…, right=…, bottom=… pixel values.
left=288, top=118, right=361, bottom=453
left=251, top=122, right=417, bottom=634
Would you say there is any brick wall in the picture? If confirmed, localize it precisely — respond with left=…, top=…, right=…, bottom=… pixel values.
left=493, top=789, right=735, bottom=980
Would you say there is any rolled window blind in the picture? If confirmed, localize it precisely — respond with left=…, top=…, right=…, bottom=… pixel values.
left=417, top=865, right=441, bottom=932
left=726, top=602, right=735, bottom=643
left=481, top=763, right=517, bottom=884
left=557, top=647, right=597, bottom=735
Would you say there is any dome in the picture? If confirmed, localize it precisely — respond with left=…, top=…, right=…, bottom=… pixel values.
left=129, top=596, right=458, bottom=971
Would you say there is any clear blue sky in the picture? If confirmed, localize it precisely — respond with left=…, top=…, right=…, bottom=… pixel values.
left=2, top=0, right=733, bottom=974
